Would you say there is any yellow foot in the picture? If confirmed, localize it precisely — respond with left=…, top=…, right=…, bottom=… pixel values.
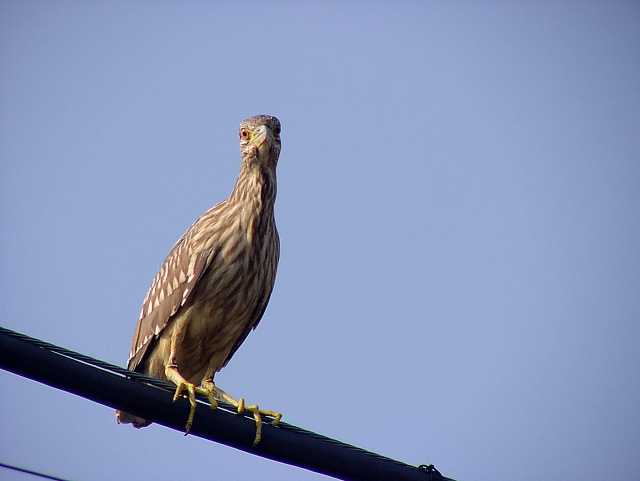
left=166, top=366, right=217, bottom=434
left=236, top=398, right=282, bottom=446
left=165, top=369, right=280, bottom=444
left=206, top=382, right=282, bottom=446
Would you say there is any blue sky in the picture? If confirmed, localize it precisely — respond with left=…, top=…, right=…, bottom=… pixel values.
left=1, top=2, right=639, bottom=480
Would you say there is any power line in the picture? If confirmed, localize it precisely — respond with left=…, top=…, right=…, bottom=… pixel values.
left=0, top=462, right=76, bottom=481
left=0, top=326, right=456, bottom=481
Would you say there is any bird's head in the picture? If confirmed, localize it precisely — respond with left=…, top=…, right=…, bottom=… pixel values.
left=239, top=115, right=281, bottom=168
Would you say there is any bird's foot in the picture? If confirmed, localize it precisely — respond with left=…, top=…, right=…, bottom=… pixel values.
left=235, top=398, right=282, bottom=446
left=165, top=366, right=217, bottom=434
left=202, top=380, right=281, bottom=446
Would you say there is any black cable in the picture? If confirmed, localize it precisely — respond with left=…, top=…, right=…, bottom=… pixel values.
left=0, top=462, right=76, bottom=481
left=0, top=326, right=457, bottom=481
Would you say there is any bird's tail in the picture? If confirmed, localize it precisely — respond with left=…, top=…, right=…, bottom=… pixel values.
left=115, top=409, right=152, bottom=428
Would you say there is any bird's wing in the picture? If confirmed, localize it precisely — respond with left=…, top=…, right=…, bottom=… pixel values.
left=127, top=230, right=213, bottom=371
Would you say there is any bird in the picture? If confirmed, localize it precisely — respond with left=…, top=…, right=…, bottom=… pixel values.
left=116, top=114, right=282, bottom=445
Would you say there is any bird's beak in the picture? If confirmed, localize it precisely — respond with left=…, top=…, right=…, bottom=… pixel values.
left=252, top=125, right=274, bottom=157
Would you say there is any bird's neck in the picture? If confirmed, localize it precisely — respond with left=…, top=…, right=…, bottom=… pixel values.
left=229, top=163, right=277, bottom=240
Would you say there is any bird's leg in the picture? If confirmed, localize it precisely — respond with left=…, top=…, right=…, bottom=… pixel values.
left=200, top=375, right=281, bottom=447
left=165, top=362, right=217, bottom=434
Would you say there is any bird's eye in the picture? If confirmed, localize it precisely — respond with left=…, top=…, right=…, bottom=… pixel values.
left=272, top=126, right=281, bottom=138
left=240, top=128, right=251, bottom=140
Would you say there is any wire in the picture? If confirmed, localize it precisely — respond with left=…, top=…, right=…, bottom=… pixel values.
left=0, top=326, right=174, bottom=390
left=0, top=326, right=457, bottom=481
left=0, top=462, right=76, bottom=481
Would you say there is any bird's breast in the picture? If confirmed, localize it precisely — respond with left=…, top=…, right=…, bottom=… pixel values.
left=175, top=216, right=278, bottom=381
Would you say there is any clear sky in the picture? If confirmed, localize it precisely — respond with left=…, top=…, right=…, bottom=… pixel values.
left=1, top=2, right=639, bottom=480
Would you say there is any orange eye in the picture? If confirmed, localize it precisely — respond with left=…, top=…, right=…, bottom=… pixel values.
left=240, top=128, right=251, bottom=140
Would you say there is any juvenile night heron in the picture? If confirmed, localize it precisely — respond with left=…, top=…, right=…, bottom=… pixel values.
left=116, top=114, right=282, bottom=445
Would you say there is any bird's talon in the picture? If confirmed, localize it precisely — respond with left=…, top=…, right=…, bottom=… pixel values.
left=165, top=372, right=200, bottom=433
left=270, top=412, right=282, bottom=425
left=195, top=386, right=218, bottom=411
left=245, top=405, right=263, bottom=446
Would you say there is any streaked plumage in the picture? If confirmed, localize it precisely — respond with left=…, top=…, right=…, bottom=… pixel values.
left=116, top=115, right=282, bottom=443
